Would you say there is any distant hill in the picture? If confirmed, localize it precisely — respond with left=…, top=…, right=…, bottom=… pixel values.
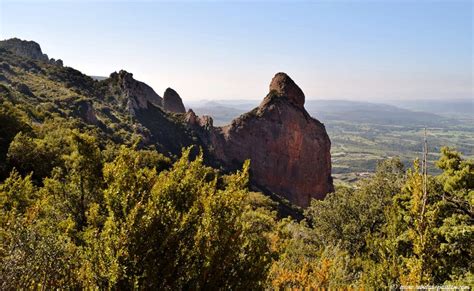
left=191, top=99, right=458, bottom=128
left=388, top=99, right=474, bottom=117
left=305, top=100, right=458, bottom=127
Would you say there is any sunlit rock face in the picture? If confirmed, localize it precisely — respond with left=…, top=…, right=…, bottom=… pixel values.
left=189, top=72, right=333, bottom=207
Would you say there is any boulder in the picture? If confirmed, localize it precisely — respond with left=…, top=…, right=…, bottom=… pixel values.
left=75, top=99, right=98, bottom=125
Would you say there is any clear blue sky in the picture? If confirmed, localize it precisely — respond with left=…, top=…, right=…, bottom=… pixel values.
left=1, top=0, right=472, bottom=101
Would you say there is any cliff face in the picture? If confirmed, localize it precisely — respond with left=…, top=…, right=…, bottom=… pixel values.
left=111, top=70, right=163, bottom=113
left=191, top=73, right=333, bottom=207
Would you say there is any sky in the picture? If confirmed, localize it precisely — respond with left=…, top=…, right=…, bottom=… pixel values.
left=0, top=0, right=472, bottom=101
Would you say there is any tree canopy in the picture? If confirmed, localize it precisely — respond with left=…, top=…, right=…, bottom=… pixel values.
left=0, top=115, right=472, bottom=288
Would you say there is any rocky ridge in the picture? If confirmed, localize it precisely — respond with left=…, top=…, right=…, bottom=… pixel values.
left=0, top=38, right=63, bottom=66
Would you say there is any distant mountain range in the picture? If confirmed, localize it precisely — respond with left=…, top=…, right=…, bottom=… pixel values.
left=188, top=99, right=464, bottom=127
left=388, top=99, right=473, bottom=117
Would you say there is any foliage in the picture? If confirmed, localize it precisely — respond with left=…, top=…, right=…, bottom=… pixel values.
left=270, top=153, right=473, bottom=288
left=0, top=114, right=472, bottom=288
left=267, top=219, right=354, bottom=289
left=306, top=158, right=405, bottom=255
left=1, top=44, right=472, bottom=288
left=0, top=102, right=31, bottom=178
left=0, top=119, right=277, bottom=288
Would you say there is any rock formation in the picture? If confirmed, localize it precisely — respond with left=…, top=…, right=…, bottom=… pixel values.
left=0, top=38, right=62, bottom=66
left=163, top=88, right=186, bottom=113
left=186, top=109, right=215, bottom=129
left=185, top=109, right=198, bottom=125
left=111, top=70, right=163, bottom=114
left=189, top=72, right=333, bottom=207
left=75, top=100, right=98, bottom=125
left=0, top=38, right=333, bottom=208
left=49, top=58, right=63, bottom=67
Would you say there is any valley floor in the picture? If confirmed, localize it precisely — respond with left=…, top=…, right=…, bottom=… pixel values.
left=329, top=119, right=474, bottom=185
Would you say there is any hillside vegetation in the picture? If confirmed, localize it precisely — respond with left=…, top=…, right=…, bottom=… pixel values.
left=0, top=40, right=473, bottom=288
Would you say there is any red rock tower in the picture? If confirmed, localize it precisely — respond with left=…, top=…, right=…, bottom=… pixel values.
left=206, top=72, right=334, bottom=207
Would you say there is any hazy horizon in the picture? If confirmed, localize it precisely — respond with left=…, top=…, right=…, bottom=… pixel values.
left=1, top=0, right=472, bottom=102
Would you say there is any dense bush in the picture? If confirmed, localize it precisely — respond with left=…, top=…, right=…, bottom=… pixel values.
left=0, top=120, right=278, bottom=288
left=0, top=101, right=472, bottom=288
left=268, top=149, right=473, bottom=288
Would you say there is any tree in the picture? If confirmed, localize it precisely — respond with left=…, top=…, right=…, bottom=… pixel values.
left=435, top=147, right=473, bottom=284
left=0, top=102, right=31, bottom=179
left=42, top=131, right=103, bottom=231
left=306, top=158, right=405, bottom=255
left=0, top=169, right=79, bottom=289
left=7, top=122, right=72, bottom=182
left=398, top=159, right=440, bottom=284
left=394, top=148, right=473, bottom=285
left=81, top=147, right=276, bottom=289
left=274, top=159, right=406, bottom=288
left=267, top=219, right=354, bottom=289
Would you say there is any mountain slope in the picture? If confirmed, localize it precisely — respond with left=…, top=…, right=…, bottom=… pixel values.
left=0, top=38, right=333, bottom=209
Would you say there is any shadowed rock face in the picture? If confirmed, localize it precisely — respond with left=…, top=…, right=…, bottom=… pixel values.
left=163, top=88, right=186, bottom=113
left=190, top=72, right=333, bottom=207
